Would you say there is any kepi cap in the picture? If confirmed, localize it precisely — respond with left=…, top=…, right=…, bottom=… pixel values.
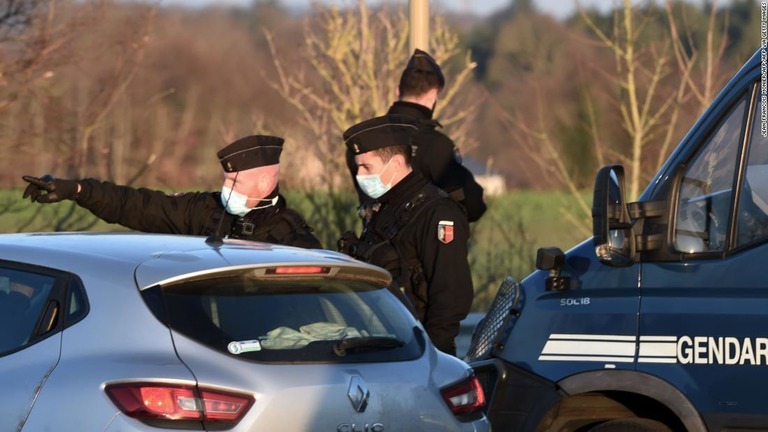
left=403, top=49, right=445, bottom=89
left=217, top=135, right=284, bottom=172
left=344, top=114, right=418, bottom=155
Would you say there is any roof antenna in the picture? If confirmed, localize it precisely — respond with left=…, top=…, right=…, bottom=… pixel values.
left=206, top=172, right=239, bottom=247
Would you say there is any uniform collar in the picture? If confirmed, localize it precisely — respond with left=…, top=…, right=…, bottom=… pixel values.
left=375, top=171, right=428, bottom=207
left=242, top=194, right=286, bottom=220
left=388, top=101, right=434, bottom=120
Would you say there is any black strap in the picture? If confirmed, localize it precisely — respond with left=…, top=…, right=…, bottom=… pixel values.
left=277, top=208, right=313, bottom=234
left=207, top=206, right=313, bottom=243
left=356, top=185, right=445, bottom=262
left=238, top=208, right=314, bottom=242
left=382, top=186, right=446, bottom=242
left=233, top=217, right=272, bottom=239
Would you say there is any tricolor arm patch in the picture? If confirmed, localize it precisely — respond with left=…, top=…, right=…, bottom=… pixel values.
left=437, top=220, right=454, bottom=244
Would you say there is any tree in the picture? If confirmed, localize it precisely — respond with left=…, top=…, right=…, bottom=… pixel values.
left=2, top=1, right=156, bottom=230
left=264, top=0, right=477, bottom=247
left=495, top=0, right=731, bottom=233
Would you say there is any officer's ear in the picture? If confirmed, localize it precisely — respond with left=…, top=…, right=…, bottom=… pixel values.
left=391, top=153, right=408, bottom=170
left=256, top=165, right=279, bottom=196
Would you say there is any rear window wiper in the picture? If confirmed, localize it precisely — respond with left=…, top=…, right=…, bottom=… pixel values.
left=333, top=336, right=405, bottom=356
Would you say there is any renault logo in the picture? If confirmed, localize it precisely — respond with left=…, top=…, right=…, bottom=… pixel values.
left=347, top=375, right=370, bottom=413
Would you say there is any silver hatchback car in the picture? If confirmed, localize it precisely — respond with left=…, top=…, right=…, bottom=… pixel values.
left=0, top=232, right=489, bottom=432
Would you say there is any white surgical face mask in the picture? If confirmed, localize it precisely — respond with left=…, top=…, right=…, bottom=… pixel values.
left=220, top=186, right=278, bottom=217
left=356, top=159, right=396, bottom=199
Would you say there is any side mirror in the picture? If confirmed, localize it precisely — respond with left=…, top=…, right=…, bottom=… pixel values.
left=592, top=165, right=635, bottom=266
left=535, top=247, right=572, bottom=291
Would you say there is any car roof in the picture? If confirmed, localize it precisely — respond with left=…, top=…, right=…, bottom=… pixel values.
left=0, top=232, right=391, bottom=289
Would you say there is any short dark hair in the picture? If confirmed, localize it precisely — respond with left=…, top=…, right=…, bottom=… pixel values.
left=375, top=145, right=412, bottom=165
left=398, top=49, right=445, bottom=97
left=398, top=68, right=443, bottom=98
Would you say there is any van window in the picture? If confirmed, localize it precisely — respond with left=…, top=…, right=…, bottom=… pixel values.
left=736, top=91, right=768, bottom=246
left=674, top=96, right=748, bottom=253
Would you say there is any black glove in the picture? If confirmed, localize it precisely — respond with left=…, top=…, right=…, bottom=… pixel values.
left=22, top=175, right=80, bottom=203
left=337, top=230, right=360, bottom=255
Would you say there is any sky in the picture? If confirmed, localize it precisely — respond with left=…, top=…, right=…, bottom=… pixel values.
left=158, top=0, right=624, bottom=20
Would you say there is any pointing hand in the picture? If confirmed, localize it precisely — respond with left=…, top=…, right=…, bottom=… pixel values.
left=22, top=175, right=80, bottom=204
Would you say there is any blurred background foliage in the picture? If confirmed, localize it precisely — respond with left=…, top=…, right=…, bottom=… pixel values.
left=0, top=0, right=760, bottom=309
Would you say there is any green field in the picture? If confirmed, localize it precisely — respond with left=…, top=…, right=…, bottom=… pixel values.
left=3, top=188, right=592, bottom=310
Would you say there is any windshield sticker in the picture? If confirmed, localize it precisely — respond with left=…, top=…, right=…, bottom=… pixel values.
left=228, top=340, right=262, bottom=355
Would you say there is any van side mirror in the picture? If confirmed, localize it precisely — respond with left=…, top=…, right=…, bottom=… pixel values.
left=592, top=165, right=635, bottom=266
left=536, top=247, right=572, bottom=291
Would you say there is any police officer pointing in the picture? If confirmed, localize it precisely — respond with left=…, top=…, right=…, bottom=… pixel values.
left=339, top=114, right=474, bottom=356
left=21, top=135, right=322, bottom=249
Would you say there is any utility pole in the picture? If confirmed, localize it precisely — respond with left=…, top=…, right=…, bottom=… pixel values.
left=409, top=0, right=429, bottom=53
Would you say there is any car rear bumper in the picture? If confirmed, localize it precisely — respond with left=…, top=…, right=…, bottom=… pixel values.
left=470, top=358, right=564, bottom=432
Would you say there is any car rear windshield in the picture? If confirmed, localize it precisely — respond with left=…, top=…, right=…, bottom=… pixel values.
left=153, top=274, right=425, bottom=363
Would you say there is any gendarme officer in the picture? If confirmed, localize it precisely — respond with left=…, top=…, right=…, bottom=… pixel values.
left=21, top=135, right=322, bottom=249
left=339, top=114, right=474, bottom=356
left=345, top=49, right=487, bottom=222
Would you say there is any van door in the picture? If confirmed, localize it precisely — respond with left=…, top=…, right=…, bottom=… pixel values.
left=638, top=82, right=768, bottom=430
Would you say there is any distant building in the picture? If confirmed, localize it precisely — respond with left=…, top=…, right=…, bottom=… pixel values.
left=463, top=156, right=506, bottom=196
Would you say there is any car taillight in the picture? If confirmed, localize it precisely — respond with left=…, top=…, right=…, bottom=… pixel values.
left=440, top=375, right=486, bottom=417
left=267, top=266, right=330, bottom=275
left=105, top=383, right=254, bottom=428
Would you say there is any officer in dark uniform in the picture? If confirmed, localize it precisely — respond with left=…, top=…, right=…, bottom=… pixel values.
left=21, top=135, right=322, bottom=249
left=339, top=114, right=474, bottom=356
left=345, top=49, right=487, bottom=222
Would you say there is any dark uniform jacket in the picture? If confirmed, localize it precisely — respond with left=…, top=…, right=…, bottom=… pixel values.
left=75, top=179, right=322, bottom=249
left=347, top=171, right=473, bottom=355
left=346, top=101, right=487, bottom=222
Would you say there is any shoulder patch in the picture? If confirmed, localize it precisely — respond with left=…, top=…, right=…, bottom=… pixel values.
left=437, top=220, right=455, bottom=244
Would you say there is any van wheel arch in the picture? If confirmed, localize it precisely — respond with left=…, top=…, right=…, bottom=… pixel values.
left=539, top=370, right=705, bottom=432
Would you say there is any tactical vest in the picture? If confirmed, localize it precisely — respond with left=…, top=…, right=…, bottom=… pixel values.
left=352, top=184, right=447, bottom=321
left=205, top=206, right=317, bottom=248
